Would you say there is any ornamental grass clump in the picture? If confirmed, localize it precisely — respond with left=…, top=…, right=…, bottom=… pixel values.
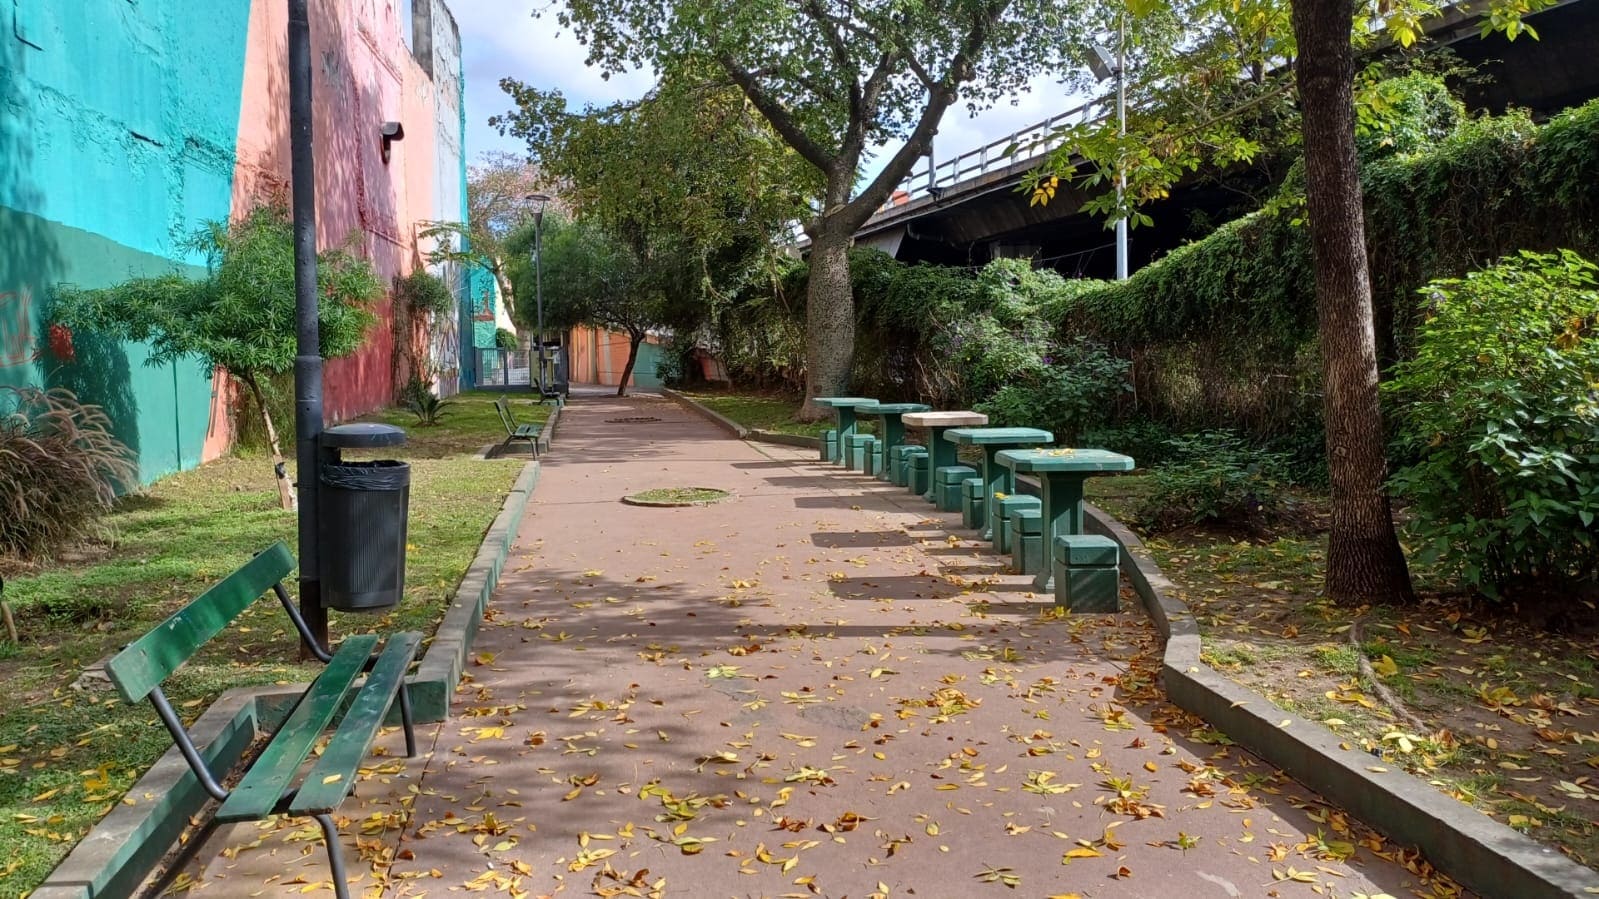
left=1387, top=250, right=1599, bottom=602
left=0, top=387, right=137, bottom=560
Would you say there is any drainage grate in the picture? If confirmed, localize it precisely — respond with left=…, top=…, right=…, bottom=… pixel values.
left=606, top=416, right=662, bottom=423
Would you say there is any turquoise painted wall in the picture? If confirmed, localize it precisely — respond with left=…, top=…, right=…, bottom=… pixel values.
left=632, top=341, right=666, bottom=389
left=0, top=0, right=251, bottom=482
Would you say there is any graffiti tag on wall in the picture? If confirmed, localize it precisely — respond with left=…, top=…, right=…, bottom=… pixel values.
left=0, top=288, right=42, bottom=368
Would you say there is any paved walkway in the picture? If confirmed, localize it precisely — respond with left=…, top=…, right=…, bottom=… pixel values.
left=188, top=393, right=1466, bottom=898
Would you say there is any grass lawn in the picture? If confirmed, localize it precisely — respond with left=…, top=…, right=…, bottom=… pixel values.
left=675, top=388, right=872, bottom=439
left=1086, top=474, right=1599, bottom=871
left=0, top=390, right=538, bottom=894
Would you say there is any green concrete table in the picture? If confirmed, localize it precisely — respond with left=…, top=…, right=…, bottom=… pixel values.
left=902, top=411, right=987, bottom=502
left=996, top=448, right=1134, bottom=591
left=856, top=402, right=932, bottom=482
left=945, top=427, right=1053, bottom=539
left=813, top=397, right=876, bottom=467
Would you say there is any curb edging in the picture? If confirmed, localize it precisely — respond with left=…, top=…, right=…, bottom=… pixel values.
left=538, top=401, right=562, bottom=452
left=410, top=459, right=539, bottom=721
left=1082, top=502, right=1596, bottom=899
left=659, top=387, right=748, bottom=438
left=747, top=429, right=820, bottom=450
left=660, top=388, right=824, bottom=451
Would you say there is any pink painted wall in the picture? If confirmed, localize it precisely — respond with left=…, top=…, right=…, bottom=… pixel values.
left=229, top=0, right=443, bottom=426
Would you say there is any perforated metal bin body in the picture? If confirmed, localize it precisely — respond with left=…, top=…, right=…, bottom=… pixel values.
left=318, top=424, right=409, bottom=611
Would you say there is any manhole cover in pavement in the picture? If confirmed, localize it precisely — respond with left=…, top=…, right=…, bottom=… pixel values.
left=606, top=416, right=662, bottom=423
left=621, top=487, right=732, bottom=507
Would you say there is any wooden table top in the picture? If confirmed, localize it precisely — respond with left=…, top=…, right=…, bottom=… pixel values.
left=902, top=411, right=988, bottom=428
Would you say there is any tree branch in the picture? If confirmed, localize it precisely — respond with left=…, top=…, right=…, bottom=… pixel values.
left=843, top=1, right=1013, bottom=223
left=718, top=54, right=837, bottom=174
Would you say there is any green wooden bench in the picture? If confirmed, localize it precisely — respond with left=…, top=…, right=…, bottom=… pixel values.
left=494, top=396, right=542, bottom=457
left=105, top=542, right=420, bottom=899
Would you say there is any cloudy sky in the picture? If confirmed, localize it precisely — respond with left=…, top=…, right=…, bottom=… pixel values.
left=453, top=1, right=1082, bottom=187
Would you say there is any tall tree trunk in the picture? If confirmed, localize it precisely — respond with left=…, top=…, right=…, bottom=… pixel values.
left=491, top=262, right=516, bottom=322
left=1291, top=0, right=1414, bottom=605
left=800, top=226, right=855, bottom=421
left=242, top=373, right=297, bottom=512
left=618, top=331, right=645, bottom=397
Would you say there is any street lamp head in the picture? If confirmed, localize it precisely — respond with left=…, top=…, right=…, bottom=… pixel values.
left=1086, top=45, right=1118, bottom=82
left=526, top=193, right=551, bottom=228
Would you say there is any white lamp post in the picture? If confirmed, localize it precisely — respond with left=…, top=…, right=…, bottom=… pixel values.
left=1088, top=16, right=1129, bottom=281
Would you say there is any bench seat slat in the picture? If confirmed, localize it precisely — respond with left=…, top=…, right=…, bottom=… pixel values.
left=289, top=632, right=421, bottom=815
left=105, top=542, right=296, bottom=703
left=216, top=634, right=379, bottom=822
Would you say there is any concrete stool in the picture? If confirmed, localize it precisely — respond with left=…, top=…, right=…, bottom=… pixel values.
left=914, top=451, right=933, bottom=492
left=822, top=429, right=838, bottom=463
left=891, top=444, right=924, bottom=488
left=846, top=433, right=876, bottom=473
left=934, top=464, right=977, bottom=511
left=1009, top=507, right=1043, bottom=576
left=1052, top=534, right=1121, bottom=612
left=990, top=495, right=1040, bottom=556
left=961, top=477, right=986, bottom=529
left=908, top=444, right=933, bottom=492
left=871, top=441, right=886, bottom=480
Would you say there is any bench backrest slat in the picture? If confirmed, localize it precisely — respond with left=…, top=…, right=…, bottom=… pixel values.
left=494, top=397, right=515, bottom=436
left=105, top=542, right=296, bottom=703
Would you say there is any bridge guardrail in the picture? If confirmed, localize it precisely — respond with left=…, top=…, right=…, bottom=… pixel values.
left=876, top=94, right=1113, bottom=216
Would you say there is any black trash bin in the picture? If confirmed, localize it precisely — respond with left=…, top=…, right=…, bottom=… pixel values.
left=319, top=423, right=409, bottom=611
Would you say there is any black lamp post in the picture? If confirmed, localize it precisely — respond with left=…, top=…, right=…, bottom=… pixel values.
left=288, top=0, right=326, bottom=652
left=526, top=193, right=551, bottom=392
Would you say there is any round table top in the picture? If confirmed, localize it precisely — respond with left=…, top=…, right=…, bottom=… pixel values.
left=856, top=402, right=932, bottom=415
left=813, top=396, right=876, bottom=408
left=944, top=426, right=1054, bottom=446
left=995, top=447, right=1134, bottom=473
left=902, top=410, right=988, bottom=428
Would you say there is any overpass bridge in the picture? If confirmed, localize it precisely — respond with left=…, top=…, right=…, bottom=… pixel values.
left=832, top=0, right=1599, bottom=279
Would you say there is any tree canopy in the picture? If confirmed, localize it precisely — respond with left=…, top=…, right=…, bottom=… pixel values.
left=497, top=65, right=814, bottom=386
left=507, top=213, right=674, bottom=394
left=420, top=154, right=550, bottom=325
left=528, top=0, right=1100, bottom=415
left=53, top=202, right=380, bottom=510
left=1018, top=0, right=1557, bottom=606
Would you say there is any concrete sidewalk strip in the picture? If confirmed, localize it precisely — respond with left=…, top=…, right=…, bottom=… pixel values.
left=198, top=393, right=1473, bottom=898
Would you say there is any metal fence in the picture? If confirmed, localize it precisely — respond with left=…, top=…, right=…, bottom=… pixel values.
left=476, top=347, right=532, bottom=389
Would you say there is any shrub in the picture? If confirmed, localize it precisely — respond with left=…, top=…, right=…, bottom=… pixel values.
left=1139, top=430, right=1290, bottom=531
left=397, top=269, right=455, bottom=317
left=1080, top=419, right=1178, bottom=466
left=400, top=368, right=454, bottom=427
left=0, top=387, right=137, bottom=559
left=494, top=327, right=520, bottom=350
left=1387, top=250, right=1599, bottom=598
left=974, top=338, right=1130, bottom=443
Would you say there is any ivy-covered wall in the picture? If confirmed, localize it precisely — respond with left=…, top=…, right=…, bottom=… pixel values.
left=718, top=98, right=1599, bottom=459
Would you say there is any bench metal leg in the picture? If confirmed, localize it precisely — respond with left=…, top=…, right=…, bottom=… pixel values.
left=315, top=813, right=351, bottom=899
left=398, top=682, right=417, bottom=757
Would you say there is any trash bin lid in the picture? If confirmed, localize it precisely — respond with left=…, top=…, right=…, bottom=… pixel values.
left=322, top=422, right=407, bottom=448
